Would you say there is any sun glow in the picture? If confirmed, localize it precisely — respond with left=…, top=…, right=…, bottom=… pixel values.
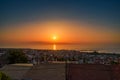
left=53, top=36, right=57, bottom=40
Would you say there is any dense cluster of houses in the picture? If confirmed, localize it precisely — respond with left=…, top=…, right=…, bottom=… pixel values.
left=24, top=49, right=120, bottom=65
left=0, top=48, right=120, bottom=67
left=77, top=53, right=120, bottom=64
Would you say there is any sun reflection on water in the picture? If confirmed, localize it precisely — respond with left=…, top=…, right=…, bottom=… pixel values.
left=53, top=44, right=56, bottom=50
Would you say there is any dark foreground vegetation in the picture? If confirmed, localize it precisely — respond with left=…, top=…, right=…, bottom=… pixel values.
left=0, top=72, right=11, bottom=80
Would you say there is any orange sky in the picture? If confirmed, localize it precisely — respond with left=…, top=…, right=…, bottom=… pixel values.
left=0, top=19, right=120, bottom=45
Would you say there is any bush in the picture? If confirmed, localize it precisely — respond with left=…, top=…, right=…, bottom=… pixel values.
left=111, top=61, right=119, bottom=64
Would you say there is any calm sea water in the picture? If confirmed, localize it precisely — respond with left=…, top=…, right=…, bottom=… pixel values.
left=1, top=44, right=120, bottom=53
left=34, top=44, right=120, bottom=53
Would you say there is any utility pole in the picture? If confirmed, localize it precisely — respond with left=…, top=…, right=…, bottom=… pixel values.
left=65, top=54, right=69, bottom=80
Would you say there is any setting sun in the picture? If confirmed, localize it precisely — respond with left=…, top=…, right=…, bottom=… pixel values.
left=53, top=36, right=57, bottom=40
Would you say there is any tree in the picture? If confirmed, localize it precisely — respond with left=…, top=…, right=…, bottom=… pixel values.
left=0, top=72, right=11, bottom=80
left=8, top=50, right=28, bottom=64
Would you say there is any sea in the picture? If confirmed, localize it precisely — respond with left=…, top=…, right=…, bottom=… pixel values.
left=1, top=44, right=120, bottom=54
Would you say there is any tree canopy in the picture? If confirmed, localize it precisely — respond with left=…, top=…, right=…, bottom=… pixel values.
left=8, top=50, right=28, bottom=64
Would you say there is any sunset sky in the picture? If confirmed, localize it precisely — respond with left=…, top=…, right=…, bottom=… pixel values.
left=0, top=0, right=120, bottom=47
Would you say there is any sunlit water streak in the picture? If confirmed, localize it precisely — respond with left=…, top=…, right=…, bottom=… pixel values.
left=53, top=44, right=56, bottom=50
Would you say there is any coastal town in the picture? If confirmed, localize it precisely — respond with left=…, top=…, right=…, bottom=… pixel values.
left=0, top=48, right=120, bottom=67
left=0, top=48, right=120, bottom=80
